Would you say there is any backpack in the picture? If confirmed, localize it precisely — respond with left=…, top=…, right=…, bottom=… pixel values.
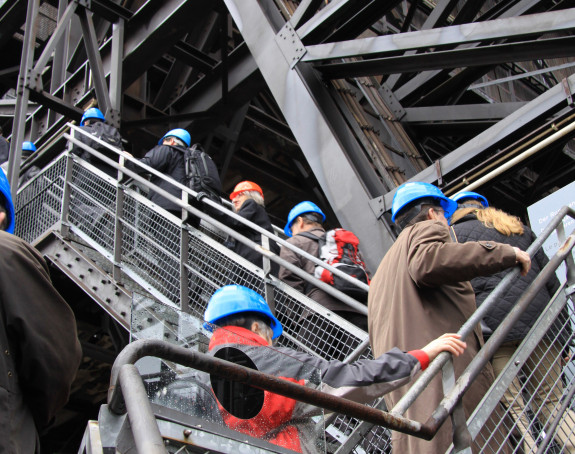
left=183, top=144, right=222, bottom=204
left=89, top=121, right=122, bottom=151
left=299, top=228, right=370, bottom=302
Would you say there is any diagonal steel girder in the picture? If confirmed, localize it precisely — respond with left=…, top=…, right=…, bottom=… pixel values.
left=393, top=0, right=544, bottom=102
left=223, top=0, right=394, bottom=270
left=382, top=73, right=575, bottom=208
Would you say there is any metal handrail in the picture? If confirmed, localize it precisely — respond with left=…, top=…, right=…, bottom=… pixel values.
left=335, top=207, right=575, bottom=454
left=65, top=124, right=370, bottom=308
left=108, top=339, right=430, bottom=439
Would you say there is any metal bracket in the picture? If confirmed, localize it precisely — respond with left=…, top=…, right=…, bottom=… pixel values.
left=379, top=82, right=406, bottom=121
left=435, top=159, right=443, bottom=187
left=275, top=22, right=307, bottom=69
left=369, top=195, right=386, bottom=219
left=562, top=78, right=574, bottom=106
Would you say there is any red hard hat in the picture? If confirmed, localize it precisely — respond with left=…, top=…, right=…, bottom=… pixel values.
left=230, top=181, right=263, bottom=200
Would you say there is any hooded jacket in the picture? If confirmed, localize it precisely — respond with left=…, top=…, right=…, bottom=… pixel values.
left=209, top=325, right=428, bottom=453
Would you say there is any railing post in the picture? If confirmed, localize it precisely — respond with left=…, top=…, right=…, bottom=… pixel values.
left=261, top=235, right=276, bottom=315
left=60, top=149, right=75, bottom=238
left=180, top=192, right=190, bottom=314
left=442, top=359, right=472, bottom=453
left=113, top=184, right=125, bottom=282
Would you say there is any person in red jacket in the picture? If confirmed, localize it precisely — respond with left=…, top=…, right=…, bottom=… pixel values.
left=204, top=285, right=467, bottom=453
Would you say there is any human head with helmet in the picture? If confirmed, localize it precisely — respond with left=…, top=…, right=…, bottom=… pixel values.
left=230, top=181, right=264, bottom=212
left=451, top=191, right=489, bottom=209
left=80, top=107, right=106, bottom=126
left=391, top=182, right=457, bottom=230
left=159, top=128, right=191, bottom=148
left=284, top=201, right=326, bottom=237
left=0, top=169, right=15, bottom=233
left=21, top=141, right=37, bottom=160
left=204, top=285, right=282, bottom=345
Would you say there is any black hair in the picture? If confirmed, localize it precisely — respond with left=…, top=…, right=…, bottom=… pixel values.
left=395, top=197, right=443, bottom=230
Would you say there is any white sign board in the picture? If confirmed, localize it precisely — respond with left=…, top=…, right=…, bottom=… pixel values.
left=527, top=180, right=575, bottom=284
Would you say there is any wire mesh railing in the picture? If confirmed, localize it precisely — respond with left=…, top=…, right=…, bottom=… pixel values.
left=12, top=123, right=575, bottom=454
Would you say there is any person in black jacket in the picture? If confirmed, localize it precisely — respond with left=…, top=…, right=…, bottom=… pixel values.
left=126, top=128, right=190, bottom=218
left=450, top=191, right=575, bottom=453
left=224, top=181, right=279, bottom=276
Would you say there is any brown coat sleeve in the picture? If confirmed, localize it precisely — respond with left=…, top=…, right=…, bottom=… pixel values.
left=407, top=220, right=517, bottom=288
left=0, top=233, right=82, bottom=430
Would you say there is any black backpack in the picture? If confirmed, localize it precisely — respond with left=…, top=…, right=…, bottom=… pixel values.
left=88, top=121, right=122, bottom=151
left=183, top=144, right=222, bottom=204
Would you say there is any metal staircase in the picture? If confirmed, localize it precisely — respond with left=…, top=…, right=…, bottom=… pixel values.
left=13, top=127, right=575, bottom=453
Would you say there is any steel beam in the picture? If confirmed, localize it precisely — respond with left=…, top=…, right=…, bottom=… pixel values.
left=316, top=36, right=575, bottom=79
left=403, top=102, right=528, bottom=123
left=303, top=9, right=575, bottom=61
left=223, top=0, right=394, bottom=271
left=7, top=0, right=39, bottom=198
left=393, top=0, right=543, bottom=101
left=382, top=73, right=575, bottom=208
left=290, top=0, right=324, bottom=29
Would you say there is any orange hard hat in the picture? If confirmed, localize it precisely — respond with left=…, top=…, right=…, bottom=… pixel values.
left=230, top=181, right=263, bottom=200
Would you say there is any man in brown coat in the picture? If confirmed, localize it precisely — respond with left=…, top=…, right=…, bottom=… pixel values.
left=368, top=182, right=531, bottom=454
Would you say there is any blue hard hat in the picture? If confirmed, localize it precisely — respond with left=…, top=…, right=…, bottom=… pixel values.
left=451, top=191, right=489, bottom=208
left=391, top=182, right=457, bottom=223
left=22, top=141, right=36, bottom=152
left=159, top=128, right=191, bottom=148
left=80, top=107, right=105, bottom=126
left=204, top=285, right=283, bottom=339
left=284, top=201, right=326, bottom=237
left=0, top=170, right=15, bottom=234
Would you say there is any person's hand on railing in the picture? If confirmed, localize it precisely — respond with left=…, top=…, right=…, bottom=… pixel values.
left=421, top=333, right=467, bottom=362
left=513, top=246, right=531, bottom=276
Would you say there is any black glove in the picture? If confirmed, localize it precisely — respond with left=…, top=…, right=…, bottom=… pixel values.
left=196, top=191, right=208, bottom=202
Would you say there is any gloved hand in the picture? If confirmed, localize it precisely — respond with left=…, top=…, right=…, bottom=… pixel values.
left=196, top=191, right=208, bottom=202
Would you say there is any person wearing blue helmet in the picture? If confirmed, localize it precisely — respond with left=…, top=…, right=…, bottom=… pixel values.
left=0, top=170, right=82, bottom=453
left=18, top=141, right=42, bottom=186
left=368, top=182, right=531, bottom=454
left=71, top=107, right=123, bottom=177
left=204, top=285, right=467, bottom=453
left=126, top=128, right=221, bottom=224
left=451, top=193, right=574, bottom=452
left=279, top=202, right=367, bottom=330
left=126, top=128, right=193, bottom=218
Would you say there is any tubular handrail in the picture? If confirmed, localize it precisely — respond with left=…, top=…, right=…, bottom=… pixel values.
left=108, top=339, right=430, bottom=439
left=65, top=124, right=370, bottom=298
left=392, top=205, right=575, bottom=416
left=65, top=133, right=367, bottom=313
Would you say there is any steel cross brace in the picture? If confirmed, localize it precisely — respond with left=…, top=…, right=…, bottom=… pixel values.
left=222, top=0, right=395, bottom=271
